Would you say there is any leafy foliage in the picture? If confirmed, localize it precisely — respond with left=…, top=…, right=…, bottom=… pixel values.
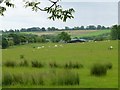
left=2, top=37, right=9, bottom=49
left=0, top=0, right=14, bottom=16
left=57, top=32, right=71, bottom=42
left=111, top=25, right=120, bottom=40
left=0, top=0, right=75, bottom=22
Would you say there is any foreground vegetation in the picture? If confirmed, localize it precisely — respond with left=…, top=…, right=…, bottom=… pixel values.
left=2, top=40, right=118, bottom=88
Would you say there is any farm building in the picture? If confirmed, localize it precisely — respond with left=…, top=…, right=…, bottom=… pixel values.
left=67, top=39, right=87, bottom=43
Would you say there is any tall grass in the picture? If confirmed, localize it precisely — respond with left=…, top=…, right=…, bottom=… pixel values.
left=2, top=70, right=80, bottom=86
left=31, top=60, right=44, bottom=68
left=19, top=59, right=29, bottom=67
left=2, top=72, right=13, bottom=85
left=91, top=63, right=107, bottom=76
left=64, top=61, right=83, bottom=69
left=105, top=62, right=112, bottom=70
left=4, top=61, right=17, bottom=67
left=51, top=70, right=80, bottom=85
left=49, top=61, right=60, bottom=68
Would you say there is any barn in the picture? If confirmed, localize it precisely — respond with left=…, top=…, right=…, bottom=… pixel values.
left=67, top=39, right=87, bottom=43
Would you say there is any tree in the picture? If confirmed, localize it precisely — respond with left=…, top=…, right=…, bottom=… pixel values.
left=2, top=37, right=9, bottom=49
left=80, top=26, right=84, bottom=30
left=57, top=32, right=71, bottom=42
left=0, top=0, right=75, bottom=22
left=41, top=27, right=46, bottom=31
left=8, top=33, right=21, bottom=45
left=87, top=25, right=96, bottom=30
left=101, top=26, right=106, bottom=30
left=97, top=25, right=102, bottom=30
left=65, top=26, right=70, bottom=30
left=111, top=25, right=120, bottom=40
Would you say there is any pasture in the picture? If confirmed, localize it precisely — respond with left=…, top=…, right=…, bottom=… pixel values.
left=2, top=40, right=118, bottom=88
left=22, top=30, right=110, bottom=38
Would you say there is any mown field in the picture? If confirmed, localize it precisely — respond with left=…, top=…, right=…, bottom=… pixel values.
left=2, top=40, right=118, bottom=88
left=23, top=30, right=111, bottom=38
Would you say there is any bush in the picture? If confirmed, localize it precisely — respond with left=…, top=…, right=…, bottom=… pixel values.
left=91, top=63, right=107, bottom=76
left=4, top=61, right=17, bottom=67
left=64, top=61, right=83, bottom=69
left=31, top=60, right=44, bottom=68
left=105, top=62, right=112, bottom=70
left=19, top=59, right=29, bottom=67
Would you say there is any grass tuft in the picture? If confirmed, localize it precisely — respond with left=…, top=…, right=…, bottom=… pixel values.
left=91, top=63, right=107, bottom=76
left=31, top=60, right=44, bottom=68
left=64, top=61, right=83, bottom=69
left=4, top=61, right=17, bottom=67
left=105, top=62, right=112, bottom=70
left=19, top=59, right=29, bottom=67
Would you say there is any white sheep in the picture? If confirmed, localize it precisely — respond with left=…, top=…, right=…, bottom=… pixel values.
left=108, top=46, right=113, bottom=50
left=41, top=46, right=45, bottom=48
left=54, top=45, right=58, bottom=47
left=59, top=45, right=63, bottom=47
left=37, top=47, right=41, bottom=49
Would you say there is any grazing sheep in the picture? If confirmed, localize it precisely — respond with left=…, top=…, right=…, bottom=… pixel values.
left=37, top=47, right=41, bottom=49
left=108, top=46, right=113, bottom=50
left=54, top=45, right=58, bottom=47
left=41, top=46, right=45, bottom=48
left=59, top=45, right=63, bottom=47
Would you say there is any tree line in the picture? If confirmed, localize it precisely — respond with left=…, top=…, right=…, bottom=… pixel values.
left=2, top=32, right=71, bottom=49
left=1, top=25, right=110, bottom=33
left=1, top=25, right=119, bottom=49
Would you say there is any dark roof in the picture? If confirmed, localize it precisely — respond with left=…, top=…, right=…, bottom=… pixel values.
left=67, top=39, right=87, bottom=43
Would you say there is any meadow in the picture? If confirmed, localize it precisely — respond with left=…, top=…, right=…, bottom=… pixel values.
left=2, top=40, right=118, bottom=88
left=22, top=30, right=111, bottom=38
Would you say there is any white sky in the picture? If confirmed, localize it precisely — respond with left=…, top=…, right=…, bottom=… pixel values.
left=0, top=0, right=119, bottom=30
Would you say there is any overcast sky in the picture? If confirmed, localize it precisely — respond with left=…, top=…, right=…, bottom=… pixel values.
left=0, top=0, right=119, bottom=30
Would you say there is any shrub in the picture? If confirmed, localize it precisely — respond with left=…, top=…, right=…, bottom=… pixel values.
left=4, top=61, right=16, bottom=67
left=105, top=62, right=112, bottom=70
left=19, top=59, right=29, bottom=67
left=31, top=60, right=44, bottom=68
left=91, top=63, right=107, bottom=76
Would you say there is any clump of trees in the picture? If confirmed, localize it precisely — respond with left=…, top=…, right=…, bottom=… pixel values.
left=2, top=32, right=71, bottom=49
left=2, top=25, right=110, bottom=33
left=111, top=25, right=120, bottom=40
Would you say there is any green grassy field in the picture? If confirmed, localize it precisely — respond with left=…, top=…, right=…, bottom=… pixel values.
left=22, top=30, right=111, bottom=38
left=2, top=40, right=118, bottom=88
